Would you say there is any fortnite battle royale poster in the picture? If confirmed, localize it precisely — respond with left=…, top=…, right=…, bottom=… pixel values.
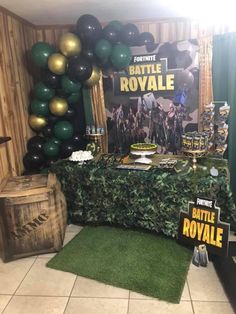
left=104, top=40, right=199, bottom=154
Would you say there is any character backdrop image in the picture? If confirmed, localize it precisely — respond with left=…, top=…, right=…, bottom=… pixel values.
left=104, top=40, right=199, bottom=154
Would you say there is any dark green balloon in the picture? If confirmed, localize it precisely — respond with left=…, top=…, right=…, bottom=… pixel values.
left=53, top=120, right=74, bottom=140
left=61, top=75, right=81, bottom=94
left=67, top=92, right=81, bottom=105
left=31, top=42, right=55, bottom=68
left=34, top=82, right=55, bottom=101
left=110, top=43, right=132, bottom=70
left=108, top=20, right=123, bottom=32
left=43, top=140, right=59, bottom=157
left=30, top=99, right=49, bottom=117
left=95, top=39, right=112, bottom=59
left=50, top=136, right=62, bottom=146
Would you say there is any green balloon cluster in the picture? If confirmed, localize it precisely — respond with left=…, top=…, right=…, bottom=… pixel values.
left=110, top=43, right=132, bottom=69
left=93, top=25, right=132, bottom=70
left=25, top=15, right=148, bottom=172
left=67, top=92, right=81, bottom=105
left=95, top=39, right=112, bottom=59
left=61, top=75, right=81, bottom=94
left=108, top=20, right=123, bottom=31
left=43, top=140, right=60, bottom=157
left=30, top=99, right=49, bottom=117
left=50, top=136, right=62, bottom=146
left=34, top=82, right=55, bottom=101
left=53, top=120, right=74, bottom=140
left=31, top=42, right=55, bottom=68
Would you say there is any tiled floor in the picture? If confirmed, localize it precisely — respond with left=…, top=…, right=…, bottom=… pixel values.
left=0, top=225, right=235, bottom=314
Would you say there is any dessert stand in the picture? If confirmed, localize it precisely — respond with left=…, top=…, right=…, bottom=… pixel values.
left=131, top=150, right=156, bottom=164
left=182, top=148, right=207, bottom=171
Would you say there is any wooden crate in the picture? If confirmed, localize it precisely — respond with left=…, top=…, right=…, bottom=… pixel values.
left=0, top=173, right=67, bottom=262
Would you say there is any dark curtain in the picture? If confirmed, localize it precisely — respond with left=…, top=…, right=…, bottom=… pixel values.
left=213, top=33, right=236, bottom=201
left=82, top=88, right=94, bottom=125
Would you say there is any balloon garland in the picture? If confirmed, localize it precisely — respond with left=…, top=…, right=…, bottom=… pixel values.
left=23, top=14, right=161, bottom=172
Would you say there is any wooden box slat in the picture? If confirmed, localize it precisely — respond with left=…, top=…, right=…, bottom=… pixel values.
left=1, top=174, right=48, bottom=192
left=0, top=173, right=67, bottom=262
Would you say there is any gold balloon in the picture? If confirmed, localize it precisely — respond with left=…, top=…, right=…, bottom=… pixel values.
left=85, top=65, right=101, bottom=87
left=48, top=53, right=67, bottom=75
left=29, top=115, right=47, bottom=131
left=49, top=97, right=68, bottom=116
left=59, top=32, right=82, bottom=57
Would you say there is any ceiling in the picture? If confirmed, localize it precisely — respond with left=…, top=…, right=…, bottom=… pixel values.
left=0, top=0, right=194, bottom=25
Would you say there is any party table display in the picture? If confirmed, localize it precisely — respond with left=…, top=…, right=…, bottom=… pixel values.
left=51, top=155, right=236, bottom=237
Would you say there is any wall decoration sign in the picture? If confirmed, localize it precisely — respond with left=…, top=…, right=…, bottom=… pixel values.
left=178, top=197, right=230, bottom=256
left=114, top=57, right=178, bottom=97
left=104, top=40, right=199, bottom=154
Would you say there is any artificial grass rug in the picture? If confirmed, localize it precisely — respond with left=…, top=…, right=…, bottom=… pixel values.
left=47, top=226, right=192, bottom=303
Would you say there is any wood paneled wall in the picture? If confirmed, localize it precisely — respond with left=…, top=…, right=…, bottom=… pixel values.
left=35, top=26, right=71, bottom=47
left=0, top=7, right=37, bottom=184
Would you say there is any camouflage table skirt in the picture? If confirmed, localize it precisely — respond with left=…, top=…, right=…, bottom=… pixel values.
left=51, top=156, right=236, bottom=237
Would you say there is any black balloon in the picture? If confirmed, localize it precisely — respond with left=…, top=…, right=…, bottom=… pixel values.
left=82, top=45, right=97, bottom=62
left=41, top=125, right=54, bottom=137
left=47, top=114, right=60, bottom=126
left=64, top=106, right=76, bottom=120
left=163, top=53, right=177, bottom=69
left=27, top=136, right=45, bottom=153
left=76, top=14, right=102, bottom=44
left=23, top=152, right=45, bottom=171
left=67, top=56, right=79, bottom=81
left=146, top=43, right=159, bottom=53
left=68, top=56, right=92, bottom=82
left=156, top=42, right=177, bottom=68
left=72, top=134, right=88, bottom=150
left=69, top=54, right=79, bottom=62
left=137, top=32, right=154, bottom=46
left=96, top=57, right=109, bottom=69
left=60, top=140, right=76, bottom=158
left=158, top=42, right=176, bottom=57
left=97, top=59, right=113, bottom=77
left=119, top=23, right=139, bottom=46
left=46, top=156, right=59, bottom=167
left=42, top=70, right=60, bottom=89
left=56, top=89, right=69, bottom=99
left=102, top=25, right=119, bottom=44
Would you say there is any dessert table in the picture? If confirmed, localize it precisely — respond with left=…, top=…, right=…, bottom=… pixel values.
left=51, top=155, right=236, bottom=237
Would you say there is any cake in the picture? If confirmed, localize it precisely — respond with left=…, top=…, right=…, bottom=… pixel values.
left=130, top=143, right=157, bottom=154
